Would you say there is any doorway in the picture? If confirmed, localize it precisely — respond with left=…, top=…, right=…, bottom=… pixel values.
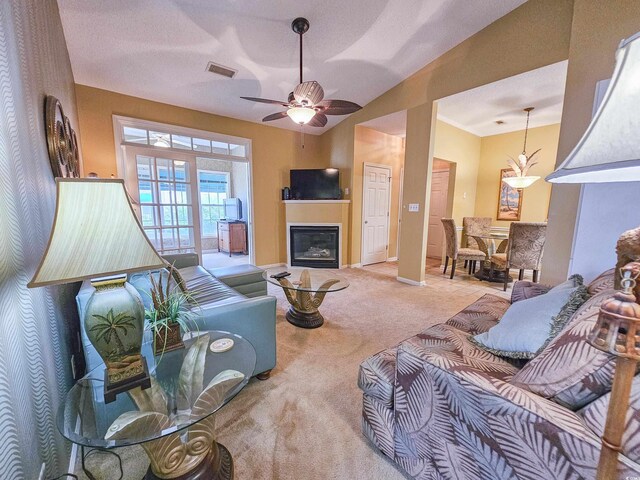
left=426, top=160, right=452, bottom=258
left=196, top=158, right=251, bottom=269
left=361, top=163, right=392, bottom=265
left=114, top=116, right=254, bottom=268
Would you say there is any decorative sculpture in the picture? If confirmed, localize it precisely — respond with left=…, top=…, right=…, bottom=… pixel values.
left=275, top=269, right=339, bottom=328
left=44, top=95, right=80, bottom=178
left=616, top=225, right=640, bottom=293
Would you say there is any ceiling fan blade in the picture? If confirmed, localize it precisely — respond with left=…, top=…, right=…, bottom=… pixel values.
left=307, top=112, right=328, bottom=127
left=316, top=99, right=362, bottom=115
left=293, top=81, right=324, bottom=106
left=262, top=111, right=289, bottom=122
left=241, top=96, right=289, bottom=106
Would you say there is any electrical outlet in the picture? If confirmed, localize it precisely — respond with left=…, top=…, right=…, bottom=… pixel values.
left=38, top=463, right=46, bottom=480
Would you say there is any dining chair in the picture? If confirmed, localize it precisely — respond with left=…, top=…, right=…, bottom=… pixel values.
left=489, top=222, right=547, bottom=291
left=462, top=217, right=491, bottom=268
left=441, top=218, right=486, bottom=279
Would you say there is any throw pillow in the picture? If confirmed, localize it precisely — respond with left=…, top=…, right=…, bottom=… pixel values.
left=469, top=275, right=588, bottom=359
left=510, top=289, right=622, bottom=409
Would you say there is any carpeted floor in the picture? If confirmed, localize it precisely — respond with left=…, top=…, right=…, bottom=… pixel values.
left=74, top=262, right=514, bottom=479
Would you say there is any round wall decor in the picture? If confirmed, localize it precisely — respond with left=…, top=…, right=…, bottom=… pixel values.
left=45, top=95, right=80, bottom=178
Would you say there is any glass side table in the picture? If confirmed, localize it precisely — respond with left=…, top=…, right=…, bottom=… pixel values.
left=58, top=330, right=256, bottom=479
left=263, top=267, right=349, bottom=328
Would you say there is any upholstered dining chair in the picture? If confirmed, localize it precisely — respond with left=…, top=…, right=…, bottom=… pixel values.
left=490, top=222, right=547, bottom=291
left=462, top=217, right=491, bottom=268
left=462, top=217, right=491, bottom=249
left=441, top=218, right=486, bottom=280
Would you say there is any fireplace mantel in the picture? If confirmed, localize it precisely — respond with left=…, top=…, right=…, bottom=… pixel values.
left=284, top=201, right=350, bottom=268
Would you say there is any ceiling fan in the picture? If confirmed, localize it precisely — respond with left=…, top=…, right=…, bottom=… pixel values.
left=241, top=17, right=362, bottom=127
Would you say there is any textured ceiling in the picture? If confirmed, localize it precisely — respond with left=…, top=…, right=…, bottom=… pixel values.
left=358, top=61, right=567, bottom=138
left=57, top=0, right=527, bottom=133
left=437, top=61, right=568, bottom=136
left=360, top=111, right=407, bottom=137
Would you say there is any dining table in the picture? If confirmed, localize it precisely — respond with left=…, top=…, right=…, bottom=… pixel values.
left=470, top=233, right=512, bottom=283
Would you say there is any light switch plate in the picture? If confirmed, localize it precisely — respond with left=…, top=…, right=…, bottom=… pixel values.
left=408, top=203, right=419, bottom=212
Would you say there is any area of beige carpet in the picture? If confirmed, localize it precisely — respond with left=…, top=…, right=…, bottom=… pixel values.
left=74, top=264, right=511, bottom=479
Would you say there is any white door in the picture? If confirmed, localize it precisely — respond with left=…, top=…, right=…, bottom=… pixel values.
left=396, top=167, right=404, bottom=261
left=362, top=164, right=391, bottom=265
left=134, top=153, right=201, bottom=256
left=426, top=170, right=450, bottom=258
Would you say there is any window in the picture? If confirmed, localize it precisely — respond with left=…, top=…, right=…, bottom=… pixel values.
left=198, top=170, right=229, bottom=237
left=120, top=123, right=248, bottom=158
left=136, top=155, right=195, bottom=254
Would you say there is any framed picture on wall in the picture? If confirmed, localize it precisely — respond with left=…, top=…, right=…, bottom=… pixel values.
left=497, top=169, right=523, bottom=221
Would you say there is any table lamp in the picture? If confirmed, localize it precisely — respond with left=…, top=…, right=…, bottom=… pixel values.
left=28, top=178, right=165, bottom=402
left=547, top=31, right=640, bottom=480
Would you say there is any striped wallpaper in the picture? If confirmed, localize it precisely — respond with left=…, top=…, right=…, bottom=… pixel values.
left=0, top=0, right=80, bottom=478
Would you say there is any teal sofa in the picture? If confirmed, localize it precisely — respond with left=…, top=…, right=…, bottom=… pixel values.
left=76, top=254, right=276, bottom=379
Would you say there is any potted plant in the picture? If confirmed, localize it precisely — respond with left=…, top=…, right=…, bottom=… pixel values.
left=145, top=265, right=197, bottom=356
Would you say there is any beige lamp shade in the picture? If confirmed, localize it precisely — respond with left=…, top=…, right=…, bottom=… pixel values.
left=28, top=178, right=165, bottom=287
left=547, top=31, right=640, bottom=183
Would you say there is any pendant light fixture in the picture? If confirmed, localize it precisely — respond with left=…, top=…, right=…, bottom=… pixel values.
left=503, top=107, right=541, bottom=189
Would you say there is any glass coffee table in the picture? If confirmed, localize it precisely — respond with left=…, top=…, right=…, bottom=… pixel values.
left=58, top=330, right=256, bottom=480
left=263, top=267, right=349, bottom=329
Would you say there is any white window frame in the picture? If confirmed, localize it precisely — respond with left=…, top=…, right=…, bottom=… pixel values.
left=112, top=115, right=255, bottom=265
left=136, top=154, right=198, bottom=254
left=197, top=169, right=230, bottom=238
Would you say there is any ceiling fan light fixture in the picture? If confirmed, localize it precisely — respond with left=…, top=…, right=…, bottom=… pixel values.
left=287, top=106, right=316, bottom=125
left=240, top=17, right=361, bottom=127
left=503, top=175, right=540, bottom=189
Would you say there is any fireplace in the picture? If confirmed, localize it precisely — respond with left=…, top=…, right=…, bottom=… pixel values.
left=289, top=225, right=339, bottom=269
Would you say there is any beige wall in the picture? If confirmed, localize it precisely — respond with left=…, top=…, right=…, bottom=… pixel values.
left=474, top=124, right=560, bottom=226
left=321, top=0, right=574, bottom=283
left=75, top=85, right=327, bottom=266
left=542, top=0, right=640, bottom=284
left=351, top=126, right=405, bottom=265
left=433, top=120, right=482, bottom=225
left=344, top=120, right=560, bottom=268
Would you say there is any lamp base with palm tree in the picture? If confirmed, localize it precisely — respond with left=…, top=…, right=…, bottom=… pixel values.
left=85, top=275, right=151, bottom=403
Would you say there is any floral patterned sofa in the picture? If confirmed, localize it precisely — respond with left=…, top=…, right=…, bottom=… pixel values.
left=358, top=270, right=640, bottom=479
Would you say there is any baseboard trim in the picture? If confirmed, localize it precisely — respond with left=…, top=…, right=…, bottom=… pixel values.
left=397, top=276, right=426, bottom=286
left=349, top=263, right=362, bottom=268
left=258, top=263, right=286, bottom=269
left=387, top=256, right=398, bottom=262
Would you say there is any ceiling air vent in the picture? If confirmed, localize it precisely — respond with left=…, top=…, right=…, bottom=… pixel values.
left=206, top=61, right=236, bottom=79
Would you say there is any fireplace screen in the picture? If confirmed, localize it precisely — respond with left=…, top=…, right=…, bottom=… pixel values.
left=290, top=225, right=339, bottom=269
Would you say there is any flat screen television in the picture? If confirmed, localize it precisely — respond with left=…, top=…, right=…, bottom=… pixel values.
left=224, top=198, right=242, bottom=220
left=290, top=169, right=341, bottom=200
